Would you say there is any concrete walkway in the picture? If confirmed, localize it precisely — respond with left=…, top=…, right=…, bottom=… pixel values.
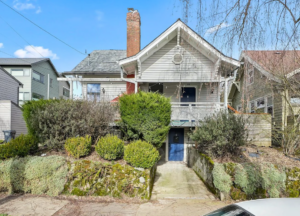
left=0, top=195, right=225, bottom=216
left=152, top=162, right=216, bottom=200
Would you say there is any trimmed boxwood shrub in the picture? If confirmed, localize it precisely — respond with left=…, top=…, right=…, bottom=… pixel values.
left=95, top=134, right=124, bottom=160
left=119, top=91, right=171, bottom=148
left=65, top=135, right=91, bottom=159
left=124, top=140, right=160, bottom=169
left=0, top=134, right=38, bottom=160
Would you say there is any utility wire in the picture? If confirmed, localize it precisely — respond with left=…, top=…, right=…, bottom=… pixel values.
left=0, top=0, right=86, bottom=56
left=0, top=15, right=45, bottom=58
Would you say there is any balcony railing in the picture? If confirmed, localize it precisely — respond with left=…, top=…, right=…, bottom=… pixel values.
left=171, top=102, right=225, bottom=123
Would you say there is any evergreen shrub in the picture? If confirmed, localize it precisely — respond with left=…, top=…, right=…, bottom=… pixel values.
left=119, top=91, right=171, bottom=148
left=65, top=135, right=92, bottom=159
left=95, top=134, right=124, bottom=160
left=124, top=140, right=160, bottom=168
left=190, top=111, right=248, bottom=158
left=212, top=163, right=232, bottom=194
left=22, top=99, right=116, bottom=149
left=0, top=134, right=38, bottom=160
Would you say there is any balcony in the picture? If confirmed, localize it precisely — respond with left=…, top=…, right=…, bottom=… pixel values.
left=171, top=102, right=225, bottom=126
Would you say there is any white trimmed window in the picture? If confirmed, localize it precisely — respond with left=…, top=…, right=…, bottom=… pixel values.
left=11, top=69, right=30, bottom=76
left=247, top=64, right=254, bottom=85
left=19, top=92, right=30, bottom=101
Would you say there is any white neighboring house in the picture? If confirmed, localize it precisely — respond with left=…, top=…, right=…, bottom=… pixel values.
left=58, top=9, right=240, bottom=163
left=0, top=67, right=27, bottom=140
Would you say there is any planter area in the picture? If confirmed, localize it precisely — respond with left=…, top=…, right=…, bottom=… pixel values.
left=187, top=146, right=300, bottom=201
left=0, top=156, right=157, bottom=200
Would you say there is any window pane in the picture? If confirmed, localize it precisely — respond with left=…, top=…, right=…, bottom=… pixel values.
left=257, top=98, right=265, bottom=108
left=24, top=92, right=30, bottom=100
left=205, top=205, right=251, bottom=216
left=41, top=74, right=44, bottom=83
left=267, top=96, right=273, bottom=106
left=268, top=106, right=273, bottom=116
left=63, top=88, right=70, bottom=97
left=19, top=92, right=24, bottom=100
left=32, top=92, right=44, bottom=100
left=149, top=83, right=163, bottom=94
left=12, top=69, right=24, bottom=76
left=87, top=83, right=100, bottom=101
left=24, top=69, right=30, bottom=76
left=33, top=71, right=41, bottom=80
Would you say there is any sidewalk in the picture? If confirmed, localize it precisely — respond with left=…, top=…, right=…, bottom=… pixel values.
left=0, top=195, right=225, bottom=216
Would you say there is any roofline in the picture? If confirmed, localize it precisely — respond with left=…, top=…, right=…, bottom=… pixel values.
left=0, top=66, right=23, bottom=87
left=118, top=19, right=239, bottom=66
left=31, top=58, right=60, bottom=78
left=62, top=71, right=122, bottom=76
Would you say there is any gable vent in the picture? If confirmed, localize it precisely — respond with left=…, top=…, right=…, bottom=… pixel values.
left=173, top=53, right=183, bottom=65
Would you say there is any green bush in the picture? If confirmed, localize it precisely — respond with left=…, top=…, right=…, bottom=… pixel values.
left=119, top=91, right=171, bottom=148
left=212, top=163, right=232, bottom=194
left=124, top=140, right=160, bottom=169
left=190, top=111, right=248, bottom=158
left=95, top=134, right=124, bottom=160
left=22, top=99, right=116, bottom=149
left=0, top=134, right=38, bottom=160
left=65, top=135, right=92, bottom=159
left=0, top=156, right=68, bottom=196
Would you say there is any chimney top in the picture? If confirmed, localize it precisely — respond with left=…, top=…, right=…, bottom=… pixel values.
left=128, top=8, right=134, bottom=12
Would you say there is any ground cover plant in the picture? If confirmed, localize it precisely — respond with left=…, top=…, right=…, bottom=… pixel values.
left=96, top=134, right=124, bottom=160
left=190, top=112, right=248, bottom=158
left=0, top=134, right=38, bottom=160
left=0, top=156, right=68, bottom=196
left=119, top=91, right=171, bottom=148
left=124, top=140, right=160, bottom=169
left=65, top=135, right=92, bottom=159
left=23, top=99, right=116, bottom=149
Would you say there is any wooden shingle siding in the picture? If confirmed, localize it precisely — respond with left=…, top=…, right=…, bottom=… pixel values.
left=11, top=102, right=27, bottom=137
left=0, top=101, right=11, bottom=140
left=141, top=37, right=215, bottom=81
left=0, top=69, right=19, bottom=104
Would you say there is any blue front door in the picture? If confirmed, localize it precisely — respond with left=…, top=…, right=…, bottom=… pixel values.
left=169, top=128, right=184, bottom=161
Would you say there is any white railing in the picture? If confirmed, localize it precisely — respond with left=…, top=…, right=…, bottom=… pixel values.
left=171, top=102, right=225, bottom=122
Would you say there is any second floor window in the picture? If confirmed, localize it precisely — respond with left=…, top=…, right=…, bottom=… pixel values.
left=33, top=71, right=44, bottom=84
left=247, top=64, right=254, bottom=85
left=19, top=92, right=30, bottom=101
left=11, top=69, right=30, bottom=76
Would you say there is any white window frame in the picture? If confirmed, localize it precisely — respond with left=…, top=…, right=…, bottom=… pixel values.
left=256, top=97, right=265, bottom=109
left=11, top=69, right=30, bottom=77
left=19, top=92, right=30, bottom=101
left=247, top=63, right=254, bottom=85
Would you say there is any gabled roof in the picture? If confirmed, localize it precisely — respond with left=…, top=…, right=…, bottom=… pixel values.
left=118, top=19, right=239, bottom=67
left=243, top=51, right=300, bottom=77
left=0, top=66, right=23, bottom=87
left=0, top=58, right=60, bottom=78
left=63, top=50, right=126, bottom=75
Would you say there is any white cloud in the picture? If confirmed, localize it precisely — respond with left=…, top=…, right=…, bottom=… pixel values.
left=14, top=45, right=59, bottom=59
left=96, top=10, right=103, bottom=21
left=36, top=6, right=41, bottom=14
left=0, top=43, right=3, bottom=48
left=13, top=0, right=41, bottom=14
left=205, top=22, right=231, bottom=36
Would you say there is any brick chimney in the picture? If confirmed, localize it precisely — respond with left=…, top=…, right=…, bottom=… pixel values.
left=126, top=8, right=140, bottom=94
left=126, top=8, right=141, bottom=57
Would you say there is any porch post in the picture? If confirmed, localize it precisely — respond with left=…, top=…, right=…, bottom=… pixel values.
left=224, top=78, right=228, bottom=113
left=70, top=80, right=73, bottom=100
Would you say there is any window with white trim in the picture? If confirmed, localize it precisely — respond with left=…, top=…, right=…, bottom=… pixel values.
left=247, top=64, right=254, bottom=85
left=19, top=92, right=30, bottom=101
left=87, top=83, right=100, bottom=101
left=11, top=69, right=30, bottom=76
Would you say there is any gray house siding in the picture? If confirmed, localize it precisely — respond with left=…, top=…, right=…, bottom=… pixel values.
left=0, top=68, right=20, bottom=104
left=11, top=102, right=27, bottom=137
left=59, top=81, right=70, bottom=99
left=31, top=61, right=59, bottom=100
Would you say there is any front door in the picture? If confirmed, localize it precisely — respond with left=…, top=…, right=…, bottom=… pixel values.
left=168, top=128, right=184, bottom=161
left=181, top=87, right=196, bottom=106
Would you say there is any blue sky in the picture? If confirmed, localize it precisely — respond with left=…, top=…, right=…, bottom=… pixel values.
left=0, top=0, right=240, bottom=97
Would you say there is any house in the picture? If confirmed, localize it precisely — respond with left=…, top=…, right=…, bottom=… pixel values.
left=0, top=67, right=27, bottom=140
left=58, top=9, right=240, bottom=163
left=0, top=58, right=70, bottom=105
left=228, top=50, right=300, bottom=144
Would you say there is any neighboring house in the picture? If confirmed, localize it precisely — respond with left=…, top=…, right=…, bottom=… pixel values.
left=0, top=67, right=27, bottom=140
left=228, top=51, right=300, bottom=142
left=58, top=9, right=240, bottom=163
left=0, top=58, right=69, bottom=105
